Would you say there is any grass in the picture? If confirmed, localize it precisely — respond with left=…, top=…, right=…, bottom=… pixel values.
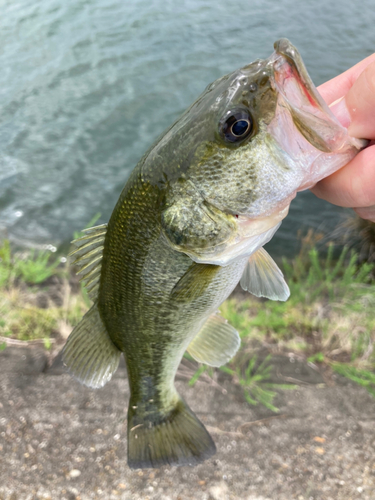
left=0, top=239, right=89, bottom=350
left=0, top=239, right=62, bottom=287
left=221, top=238, right=375, bottom=364
left=15, top=249, right=61, bottom=284
left=213, top=233, right=375, bottom=408
left=220, top=356, right=297, bottom=412
left=0, top=276, right=89, bottom=350
left=1, top=226, right=374, bottom=408
left=331, top=364, right=375, bottom=397
left=0, top=216, right=102, bottom=348
left=332, top=214, right=375, bottom=266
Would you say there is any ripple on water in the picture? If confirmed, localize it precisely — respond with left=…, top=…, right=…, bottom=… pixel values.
left=0, top=0, right=372, bottom=250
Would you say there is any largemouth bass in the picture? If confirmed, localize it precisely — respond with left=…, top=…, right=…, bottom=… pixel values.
left=63, top=39, right=364, bottom=469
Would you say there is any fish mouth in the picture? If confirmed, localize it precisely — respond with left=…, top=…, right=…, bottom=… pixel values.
left=270, top=38, right=348, bottom=153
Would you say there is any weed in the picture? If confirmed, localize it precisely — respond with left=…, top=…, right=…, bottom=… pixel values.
left=283, top=243, right=374, bottom=305
left=332, top=215, right=375, bottom=266
left=188, top=354, right=297, bottom=413
left=235, top=355, right=280, bottom=412
left=219, top=241, right=375, bottom=404
left=223, top=355, right=297, bottom=412
left=1, top=303, right=57, bottom=342
left=188, top=365, right=208, bottom=386
left=332, top=364, right=375, bottom=397
left=307, top=352, right=325, bottom=364
left=0, top=278, right=88, bottom=347
left=43, top=338, right=52, bottom=350
left=72, top=213, right=102, bottom=240
left=0, top=240, right=15, bottom=286
left=0, top=239, right=62, bottom=286
left=222, top=243, right=375, bottom=360
left=14, top=249, right=61, bottom=284
left=186, top=241, right=375, bottom=409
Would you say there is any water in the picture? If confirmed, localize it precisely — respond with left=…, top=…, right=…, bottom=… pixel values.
left=0, top=0, right=374, bottom=255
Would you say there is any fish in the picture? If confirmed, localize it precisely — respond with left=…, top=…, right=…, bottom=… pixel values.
left=63, top=39, right=365, bottom=469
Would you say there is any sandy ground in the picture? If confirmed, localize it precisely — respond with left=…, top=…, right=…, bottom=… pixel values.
left=1, top=346, right=374, bottom=500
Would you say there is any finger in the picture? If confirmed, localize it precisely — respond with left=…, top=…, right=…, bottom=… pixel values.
left=344, top=61, right=375, bottom=138
left=317, top=52, right=375, bottom=105
left=327, top=61, right=375, bottom=137
left=310, top=144, right=375, bottom=207
left=354, top=206, right=375, bottom=223
left=318, top=52, right=375, bottom=105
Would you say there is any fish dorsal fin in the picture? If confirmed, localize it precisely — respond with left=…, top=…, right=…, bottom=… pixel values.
left=187, top=313, right=240, bottom=367
left=69, top=224, right=107, bottom=301
left=240, top=247, right=290, bottom=301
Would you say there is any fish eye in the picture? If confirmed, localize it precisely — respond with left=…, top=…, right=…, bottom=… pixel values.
left=219, top=109, right=254, bottom=143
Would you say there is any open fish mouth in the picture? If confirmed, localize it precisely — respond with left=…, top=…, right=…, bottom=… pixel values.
left=270, top=38, right=349, bottom=153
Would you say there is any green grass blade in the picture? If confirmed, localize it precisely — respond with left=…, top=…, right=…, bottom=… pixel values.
left=188, top=365, right=207, bottom=386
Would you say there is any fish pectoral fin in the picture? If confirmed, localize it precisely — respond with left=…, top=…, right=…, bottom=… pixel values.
left=240, top=247, right=290, bottom=301
left=68, top=223, right=107, bottom=301
left=62, top=304, right=121, bottom=388
left=171, top=263, right=220, bottom=302
left=187, top=313, right=240, bottom=367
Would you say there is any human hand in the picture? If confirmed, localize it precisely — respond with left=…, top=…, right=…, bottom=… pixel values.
left=311, top=53, right=375, bottom=222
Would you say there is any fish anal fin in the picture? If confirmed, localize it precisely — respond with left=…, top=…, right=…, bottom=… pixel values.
left=240, top=247, right=290, bottom=301
left=187, top=313, right=240, bottom=367
left=62, top=303, right=121, bottom=388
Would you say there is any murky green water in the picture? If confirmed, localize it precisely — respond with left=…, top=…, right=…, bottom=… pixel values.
left=0, top=0, right=374, bottom=254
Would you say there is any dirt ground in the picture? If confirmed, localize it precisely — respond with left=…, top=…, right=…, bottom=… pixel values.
left=1, top=346, right=374, bottom=500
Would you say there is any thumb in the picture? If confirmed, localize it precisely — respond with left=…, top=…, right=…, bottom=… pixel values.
left=330, top=60, right=375, bottom=139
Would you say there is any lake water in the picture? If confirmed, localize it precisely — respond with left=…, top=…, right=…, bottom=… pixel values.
left=0, top=0, right=374, bottom=255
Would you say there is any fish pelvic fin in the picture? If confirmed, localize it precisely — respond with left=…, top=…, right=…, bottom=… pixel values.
left=127, top=396, right=216, bottom=469
left=187, top=313, right=240, bottom=367
left=62, top=303, right=121, bottom=388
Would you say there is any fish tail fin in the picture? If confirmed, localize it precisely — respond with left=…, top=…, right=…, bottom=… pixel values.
left=62, top=303, right=121, bottom=388
left=127, top=396, right=216, bottom=469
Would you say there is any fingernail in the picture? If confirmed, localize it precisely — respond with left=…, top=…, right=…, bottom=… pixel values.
left=329, top=96, right=351, bottom=128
